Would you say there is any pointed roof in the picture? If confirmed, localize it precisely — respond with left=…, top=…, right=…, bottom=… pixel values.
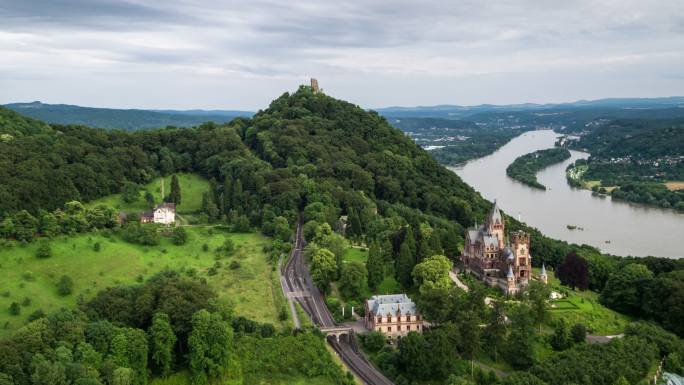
left=541, top=263, right=547, bottom=276
left=488, top=200, right=503, bottom=225
left=507, top=265, right=514, bottom=279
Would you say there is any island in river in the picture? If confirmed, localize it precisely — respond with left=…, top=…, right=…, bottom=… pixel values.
left=451, top=130, right=684, bottom=258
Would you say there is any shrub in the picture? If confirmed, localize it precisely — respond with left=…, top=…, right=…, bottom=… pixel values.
left=171, top=227, right=188, bottom=245
left=9, top=302, right=20, bottom=315
left=93, top=242, right=101, bottom=252
left=57, top=275, right=74, bottom=296
left=229, top=261, right=241, bottom=270
left=35, top=241, right=52, bottom=258
left=21, top=297, right=31, bottom=306
left=361, top=331, right=387, bottom=352
left=571, top=323, right=587, bottom=344
left=202, top=243, right=209, bottom=252
left=27, top=309, right=45, bottom=321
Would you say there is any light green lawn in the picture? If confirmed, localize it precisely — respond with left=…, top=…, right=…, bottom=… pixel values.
left=0, top=227, right=283, bottom=337
left=535, top=267, right=631, bottom=335
left=86, top=173, right=209, bottom=214
left=341, top=247, right=368, bottom=264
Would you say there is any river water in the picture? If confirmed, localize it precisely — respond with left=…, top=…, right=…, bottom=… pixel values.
left=450, top=130, right=684, bottom=258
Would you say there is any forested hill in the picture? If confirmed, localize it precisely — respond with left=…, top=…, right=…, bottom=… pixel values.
left=0, top=87, right=489, bottom=234
left=570, top=118, right=684, bottom=160
left=0, top=107, right=52, bottom=138
left=4, top=101, right=253, bottom=130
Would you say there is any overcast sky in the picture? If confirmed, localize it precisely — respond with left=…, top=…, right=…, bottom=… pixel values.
left=1, top=0, right=683, bottom=110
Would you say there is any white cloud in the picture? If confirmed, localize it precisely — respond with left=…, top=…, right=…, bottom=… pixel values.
left=0, top=0, right=682, bottom=109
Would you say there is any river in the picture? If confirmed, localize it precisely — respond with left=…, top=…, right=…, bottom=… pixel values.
left=450, top=130, right=684, bottom=258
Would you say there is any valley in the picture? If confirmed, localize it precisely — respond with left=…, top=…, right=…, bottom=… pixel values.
left=1, top=88, right=683, bottom=385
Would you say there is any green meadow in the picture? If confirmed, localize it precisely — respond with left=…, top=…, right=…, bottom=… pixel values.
left=87, top=173, right=210, bottom=215
left=0, top=227, right=285, bottom=338
left=537, top=268, right=631, bottom=335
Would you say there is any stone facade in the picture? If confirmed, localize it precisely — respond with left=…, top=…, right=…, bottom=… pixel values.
left=461, top=201, right=533, bottom=295
left=364, top=294, right=423, bottom=338
left=310, top=78, right=320, bottom=94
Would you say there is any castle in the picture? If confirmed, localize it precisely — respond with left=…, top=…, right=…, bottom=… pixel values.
left=461, top=201, right=545, bottom=294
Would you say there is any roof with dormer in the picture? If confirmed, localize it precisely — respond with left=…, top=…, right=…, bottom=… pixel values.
left=367, top=294, right=417, bottom=316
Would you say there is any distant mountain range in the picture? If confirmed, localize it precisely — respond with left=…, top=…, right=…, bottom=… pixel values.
left=374, top=96, right=684, bottom=119
left=4, top=96, right=684, bottom=130
left=3, top=101, right=254, bottom=130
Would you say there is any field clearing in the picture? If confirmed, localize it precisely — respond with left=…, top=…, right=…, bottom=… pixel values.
left=86, top=173, right=209, bottom=214
left=534, top=267, right=631, bottom=335
left=0, top=227, right=282, bottom=337
left=665, top=181, right=684, bottom=191
left=341, top=247, right=368, bottom=264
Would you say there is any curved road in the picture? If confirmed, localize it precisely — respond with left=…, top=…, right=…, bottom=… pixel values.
left=282, top=220, right=394, bottom=385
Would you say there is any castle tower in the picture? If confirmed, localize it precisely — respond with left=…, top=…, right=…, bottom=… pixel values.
left=310, top=78, right=320, bottom=94
left=506, top=265, right=516, bottom=295
left=485, top=200, right=505, bottom=248
left=510, top=230, right=531, bottom=283
left=540, top=263, right=548, bottom=284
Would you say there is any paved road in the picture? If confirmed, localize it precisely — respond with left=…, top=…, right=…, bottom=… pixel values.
left=282, top=220, right=394, bottom=385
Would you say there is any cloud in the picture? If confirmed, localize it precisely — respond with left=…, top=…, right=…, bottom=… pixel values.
left=0, top=0, right=682, bottom=109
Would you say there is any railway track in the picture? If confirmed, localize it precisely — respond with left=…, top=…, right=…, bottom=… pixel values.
left=282, top=219, right=393, bottom=385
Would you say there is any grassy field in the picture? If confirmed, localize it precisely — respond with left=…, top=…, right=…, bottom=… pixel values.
left=339, top=247, right=401, bottom=296
left=537, top=268, right=631, bottom=335
left=0, top=227, right=284, bottom=337
left=665, top=181, right=684, bottom=191
left=341, top=247, right=368, bottom=264
left=86, top=173, right=209, bottom=214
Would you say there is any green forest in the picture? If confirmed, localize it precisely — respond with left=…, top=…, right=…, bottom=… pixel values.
left=506, top=148, right=571, bottom=190
left=387, top=117, right=531, bottom=165
left=565, top=118, right=684, bottom=211
left=1, top=87, right=684, bottom=385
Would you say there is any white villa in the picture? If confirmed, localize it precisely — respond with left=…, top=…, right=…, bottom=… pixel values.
left=364, top=294, right=424, bottom=338
left=141, top=202, right=176, bottom=225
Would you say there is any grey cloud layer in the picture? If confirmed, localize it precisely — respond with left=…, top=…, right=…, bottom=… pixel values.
left=0, top=0, right=682, bottom=109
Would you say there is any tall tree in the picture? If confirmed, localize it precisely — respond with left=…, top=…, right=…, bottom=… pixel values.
left=338, top=262, right=367, bottom=300
left=506, top=304, right=535, bottom=370
left=395, top=242, right=415, bottom=289
left=484, top=300, right=508, bottom=362
left=459, top=311, right=481, bottom=378
left=188, top=310, right=233, bottom=385
left=309, top=247, right=338, bottom=293
left=411, top=255, right=453, bottom=293
left=526, top=280, right=550, bottom=333
left=550, top=319, right=571, bottom=351
left=169, top=175, right=181, bottom=206
left=366, top=241, right=385, bottom=291
left=556, top=251, right=589, bottom=290
left=600, top=263, right=654, bottom=314
left=149, top=313, right=176, bottom=377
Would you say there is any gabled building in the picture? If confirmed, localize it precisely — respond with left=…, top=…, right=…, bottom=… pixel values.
left=140, top=202, right=176, bottom=225
left=461, top=201, right=534, bottom=295
left=364, top=294, right=423, bottom=338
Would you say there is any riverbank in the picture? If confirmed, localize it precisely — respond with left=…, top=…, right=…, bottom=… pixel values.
left=565, top=160, right=684, bottom=212
left=451, top=130, right=684, bottom=258
left=506, top=148, right=571, bottom=190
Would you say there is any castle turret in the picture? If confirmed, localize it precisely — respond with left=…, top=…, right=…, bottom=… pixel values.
left=311, top=78, right=320, bottom=94
left=540, top=263, right=548, bottom=284
left=485, top=200, right=505, bottom=248
left=506, top=265, right=516, bottom=294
